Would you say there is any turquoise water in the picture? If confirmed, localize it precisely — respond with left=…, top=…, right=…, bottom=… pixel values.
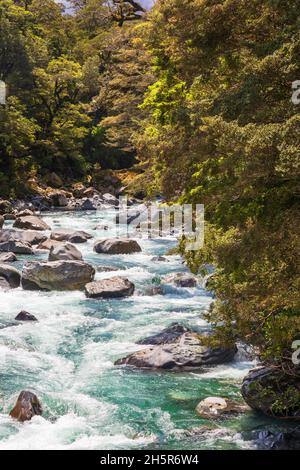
left=0, top=208, right=277, bottom=449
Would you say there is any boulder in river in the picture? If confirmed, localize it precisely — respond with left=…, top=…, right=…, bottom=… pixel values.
left=143, top=286, right=165, bottom=296
left=0, top=215, right=4, bottom=229
left=22, top=260, right=95, bottom=291
left=9, top=391, right=42, bottom=422
left=85, top=276, right=135, bottom=299
left=13, top=215, right=50, bottom=231
left=0, top=252, right=17, bottom=262
left=0, top=264, right=21, bottom=288
left=94, top=238, right=142, bottom=255
left=51, top=229, right=92, bottom=243
left=151, top=256, right=169, bottom=263
left=137, top=323, right=190, bottom=345
left=37, top=239, right=62, bottom=251
left=0, top=229, right=47, bottom=246
left=0, top=240, right=34, bottom=255
left=195, top=397, right=250, bottom=419
left=15, top=311, right=38, bottom=322
left=241, top=366, right=300, bottom=420
left=162, top=272, right=198, bottom=288
left=80, top=198, right=97, bottom=211
left=48, top=242, right=83, bottom=261
left=115, top=332, right=237, bottom=370
left=17, top=209, right=34, bottom=217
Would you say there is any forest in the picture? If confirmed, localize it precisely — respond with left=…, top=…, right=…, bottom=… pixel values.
left=0, top=0, right=299, bottom=437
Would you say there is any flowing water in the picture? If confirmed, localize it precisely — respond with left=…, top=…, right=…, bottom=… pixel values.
left=0, top=208, right=282, bottom=450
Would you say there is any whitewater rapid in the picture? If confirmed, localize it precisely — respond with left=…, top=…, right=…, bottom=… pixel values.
left=0, top=208, right=260, bottom=450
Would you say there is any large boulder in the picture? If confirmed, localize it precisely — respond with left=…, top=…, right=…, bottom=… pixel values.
left=9, top=391, right=42, bottom=422
left=0, top=215, right=4, bottom=229
left=162, top=272, right=198, bottom=288
left=21, top=260, right=95, bottom=291
left=0, top=252, right=17, bottom=262
left=0, top=229, right=47, bottom=246
left=13, top=215, right=50, bottom=231
left=85, top=276, right=135, bottom=299
left=115, top=332, right=237, bottom=370
left=0, top=264, right=21, bottom=288
left=51, top=229, right=92, bottom=244
left=241, top=366, right=300, bottom=420
left=94, top=238, right=142, bottom=255
left=17, top=209, right=34, bottom=217
left=48, top=242, right=82, bottom=261
left=0, top=240, right=34, bottom=255
left=195, top=397, right=250, bottom=419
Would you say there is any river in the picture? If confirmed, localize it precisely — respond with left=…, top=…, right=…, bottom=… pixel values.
left=0, top=207, right=278, bottom=449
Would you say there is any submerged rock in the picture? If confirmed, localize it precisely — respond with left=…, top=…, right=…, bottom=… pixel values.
left=115, top=332, right=237, bottom=370
left=9, top=391, right=42, bottom=422
left=0, top=264, right=21, bottom=288
left=195, top=397, right=250, bottom=419
left=15, top=311, right=38, bottom=322
left=94, top=238, right=142, bottom=255
left=85, top=276, right=135, bottom=299
left=137, top=323, right=190, bottom=345
left=0, top=229, right=47, bottom=246
left=13, top=215, right=50, bottom=231
left=241, top=366, right=300, bottom=420
left=0, top=252, right=17, bottom=262
left=21, top=260, right=95, bottom=291
left=143, top=286, right=165, bottom=296
left=151, top=256, right=169, bottom=262
left=48, top=242, right=82, bottom=261
left=96, top=266, right=120, bottom=272
left=0, top=240, right=34, bottom=255
left=162, top=272, right=198, bottom=288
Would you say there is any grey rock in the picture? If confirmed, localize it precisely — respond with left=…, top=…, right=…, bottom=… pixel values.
left=51, top=229, right=92, bottom=244
left=22, top=260, right=95, bottom=291
left=137, top=323, right=190, bottom=345
left=94, top=238, right=142, bottom=255
left=15, top=311, right=38, bottom=322
left=48, top=242, right=83, bottom=261
left=85, top=276, right=135, bottom=299
left=195, top=397, right=250, bottom=419
left=115, top=332, right=237, bottom=370
left=0, top=264, right=21, bottom=288
left=162, top=272, right=198, bottom=288
left=13, top=215, right=50, bottom=231
left=0, top=252, right=17, bottom=262
left=0, top=240, right=34, bottom=255
left=0, top=229, right=47, bottom=245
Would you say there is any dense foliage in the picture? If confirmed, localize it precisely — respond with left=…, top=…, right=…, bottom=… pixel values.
left=1, top=0, right=299, bottom=369
left=139, top=0, right=300, bottom=366
left=0, top=0, right=150, bottom=196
